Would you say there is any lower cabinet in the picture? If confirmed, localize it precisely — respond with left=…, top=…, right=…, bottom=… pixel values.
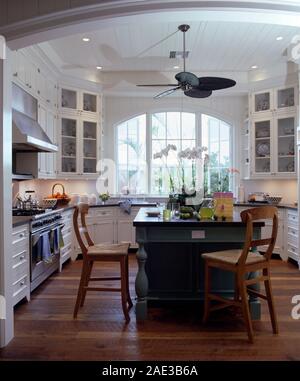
left=60, top=209, right=74, bottom=270
left=93, top=220, right=115, bottom=244
left=285, top=208, right=299, bottom=268
left=12, top=224, right=30, bottom=306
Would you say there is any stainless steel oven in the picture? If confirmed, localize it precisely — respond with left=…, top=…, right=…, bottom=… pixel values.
left=30, top=213, right=63, bottom=291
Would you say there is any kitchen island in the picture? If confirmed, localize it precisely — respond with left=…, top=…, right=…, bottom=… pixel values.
left=133, top=208, right=265, bottom=321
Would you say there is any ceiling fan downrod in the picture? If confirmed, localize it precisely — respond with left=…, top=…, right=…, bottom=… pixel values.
left=178, top=24, right=190, bottom=73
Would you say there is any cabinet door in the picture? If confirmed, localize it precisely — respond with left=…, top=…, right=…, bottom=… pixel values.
left=38, top=103, right=48, bottom=177
left=252, top=89, right=273, bottom=115
left=81, top=119, right=99, bottom=175
left=93, top=220, right=115, bottom=244
left=117, top=219, right=132, bottom=243
left=275, top=86, right=297, bottom=113
left=252, top=118, right=273, bottom=176
left=81, top=92, right=98, bottom=116
left=36, top=67, right=46, bottom=101
left=46, top=110, right=57, bottom=176
left=46, top=78, right=58, bottom=109
left=60, top=87, right=78, bottom=114
left=275, top=115, right=296, bottom=176
left=60, top=117, right=79, bottom=174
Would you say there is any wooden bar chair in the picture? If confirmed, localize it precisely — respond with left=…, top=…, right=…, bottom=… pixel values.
left=73, top=203, right=133, bottom=322
left=202, top=206, right=279, bottom=343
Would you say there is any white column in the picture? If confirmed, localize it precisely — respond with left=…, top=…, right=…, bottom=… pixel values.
left=0, top=41, right=13, bottom=347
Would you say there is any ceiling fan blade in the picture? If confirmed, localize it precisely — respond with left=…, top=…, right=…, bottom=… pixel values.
left=137, top=84, right=178, bottom=87
left=175, top=72, right=199, bottom=87
left=154, top=86, right=181, bottom=99
left=184, top=89, right=212, bottom=98
left=197, top=77, right=236, bottom=91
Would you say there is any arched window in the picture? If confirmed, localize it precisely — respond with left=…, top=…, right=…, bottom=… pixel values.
left=116, top=114, right=147, bottom=194
left=116, top=112, right=233, bottom=195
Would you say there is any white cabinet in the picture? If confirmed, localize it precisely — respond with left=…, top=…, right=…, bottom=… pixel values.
left=38, top=103, right=57, bottom=178
left=60, top=86, right=100, bottom=118
left=285, top=208, right=299, bottom=268
left=250, top=86, right=297, bottom=117
left=58, top=116, right=100, bottom=178
left=93, top=220, right=115, bottom=244
left=250, top=113, right=297, bottom=178
left=242, top=118, right=250, bottom=179
left=60, top=210, right=74, bottom=270
left=12, top=224, right=30, bottom=306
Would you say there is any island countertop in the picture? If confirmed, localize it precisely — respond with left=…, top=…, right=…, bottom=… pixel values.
left=133, top=208, right=265, bottom=227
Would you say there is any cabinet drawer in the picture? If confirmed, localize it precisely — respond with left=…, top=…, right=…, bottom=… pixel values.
left=94, top=208, right=115, bottom=219
left=287, top=209, right=298, bottom=225
left=12, top=274, right=28, bottom=298
left=61, top=243, right=72, bottom=260
left=62, top=231, right=72, bottom=246
left=287, top=226, right=298, bottom=246
left=12, top=226, right=29, bottom=255
left=12, top=249, right=27, bottom=269
left=12, top=259, right=28, bottom=284
left=62, top=224, right=72, bottom=236
left=287, top=243, right=299, bottom=261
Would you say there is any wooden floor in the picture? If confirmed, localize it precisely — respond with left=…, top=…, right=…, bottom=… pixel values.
left=1, top=255, right=300, bottom=361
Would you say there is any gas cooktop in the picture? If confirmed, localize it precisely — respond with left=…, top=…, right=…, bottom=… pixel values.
left=12, top=208, right=46, bottom=216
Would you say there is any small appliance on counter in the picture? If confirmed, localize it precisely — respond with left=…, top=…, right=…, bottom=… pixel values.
left=247, top=192, right=269, bottom=203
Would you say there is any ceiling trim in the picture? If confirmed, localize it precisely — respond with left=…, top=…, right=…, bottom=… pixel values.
left=3, top=1, right=300, bottom=50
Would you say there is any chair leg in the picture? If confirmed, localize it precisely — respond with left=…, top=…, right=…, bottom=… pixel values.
left=203, top=260, right=211, bottom=324
left=80, top=261, right=93, bottom=307
left=239, top=276, right=254, bottom=343
left=125, top=255, right=133, bottom=309
left=120, top=257, right=130, bottom=323
left=263, top=268, right=279, bottom=334
left=74, top=259, right=89, bottom=318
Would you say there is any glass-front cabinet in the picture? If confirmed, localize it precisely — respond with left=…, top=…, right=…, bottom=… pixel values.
left=60, top=86, right=99, bottom=116
left=253, top=119, right=272, bottom=175
left=276, top=116, right=296, bottom=174
left=59, top=117, right=100, bottom=177
left=251, top=86, right=297, bottom=116
left=251, top=115, right=296, bottom=178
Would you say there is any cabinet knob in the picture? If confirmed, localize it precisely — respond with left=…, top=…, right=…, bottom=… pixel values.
left=20, top=255, right=25, bottom=260
left=19, top=233, right=25, bottom=238
left=13, top=72, right=18, bottom=77
left=20, top=280, right=25, bottom=286
left=37, top=90, right=40, bottom=94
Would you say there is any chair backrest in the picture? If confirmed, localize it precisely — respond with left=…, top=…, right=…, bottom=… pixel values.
left=239, top=206, right=278, bottom=266
left=73, top=203, right=94, bottom=257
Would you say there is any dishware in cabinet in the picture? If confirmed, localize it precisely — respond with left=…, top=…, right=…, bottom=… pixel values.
left=252, top=117, right=273, bottom=176
left=251, top=89, right=273, bottom=115
left=275, top=114, right=297, bottom=176
left=274, top=86, right=297, bottom=113
left=59, top=116, right=79, bottom=175
left=60, top=87, right=79, bottom=114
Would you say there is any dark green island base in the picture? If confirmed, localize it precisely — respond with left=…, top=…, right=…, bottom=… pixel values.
left=133, top=208, right=265, bottom=322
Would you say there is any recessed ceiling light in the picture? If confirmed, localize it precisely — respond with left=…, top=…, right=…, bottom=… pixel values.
left=96, top=66, right=103, bottom=70
left=276, top=36, right=283, bottom=41
left=173, top=65, right=180, bottom=69
left=251, top=65, right=258, bottom=69
left=82, top=37, right=90, bottom=42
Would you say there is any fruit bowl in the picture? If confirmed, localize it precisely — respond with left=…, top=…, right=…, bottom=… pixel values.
left=266, top=196, right=282, bottom=205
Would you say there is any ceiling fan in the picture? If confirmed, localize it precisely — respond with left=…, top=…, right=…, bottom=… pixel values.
left=137, top=24, right=236, bottom=99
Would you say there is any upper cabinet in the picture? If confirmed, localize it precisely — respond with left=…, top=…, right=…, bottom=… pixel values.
left=245, top=85, right=298, bottom=180
left=250, top=86, right=297, bottom=117
left=60, top=86, right=100, bottom=118
left=12, top=50, right=58, bottom=111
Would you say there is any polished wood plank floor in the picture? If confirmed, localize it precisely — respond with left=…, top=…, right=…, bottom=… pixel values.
left=1, top=256, right=300, bottom=360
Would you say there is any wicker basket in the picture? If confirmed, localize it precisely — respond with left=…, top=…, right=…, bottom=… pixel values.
left=52, top=183, right=71, bottom=207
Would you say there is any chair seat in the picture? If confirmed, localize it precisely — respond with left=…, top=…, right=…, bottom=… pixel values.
left=87, top=242, right=129, bottom=256
left=202, top=249, right=267, bottom=265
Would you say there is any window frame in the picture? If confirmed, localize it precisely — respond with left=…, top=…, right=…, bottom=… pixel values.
left=115, top=111, right=234, bottom=196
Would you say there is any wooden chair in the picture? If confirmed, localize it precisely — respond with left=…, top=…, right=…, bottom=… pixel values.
left=202, top=206, right=279, bottom=343
left=73, top=203, right=132, bottom=322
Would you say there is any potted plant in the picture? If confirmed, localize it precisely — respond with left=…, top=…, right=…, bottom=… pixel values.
left=99, top=192, right=110, bottom=205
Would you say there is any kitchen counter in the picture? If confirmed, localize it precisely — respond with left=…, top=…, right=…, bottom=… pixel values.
left=12, top=202, right=157, bottom=227
left=234, top=202, right=298, bottom=210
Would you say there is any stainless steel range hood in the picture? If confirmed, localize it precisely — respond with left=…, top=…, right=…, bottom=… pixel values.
left=12, top=109, right=58, bottom=153
left=12, top=83, right=58, bottom=153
